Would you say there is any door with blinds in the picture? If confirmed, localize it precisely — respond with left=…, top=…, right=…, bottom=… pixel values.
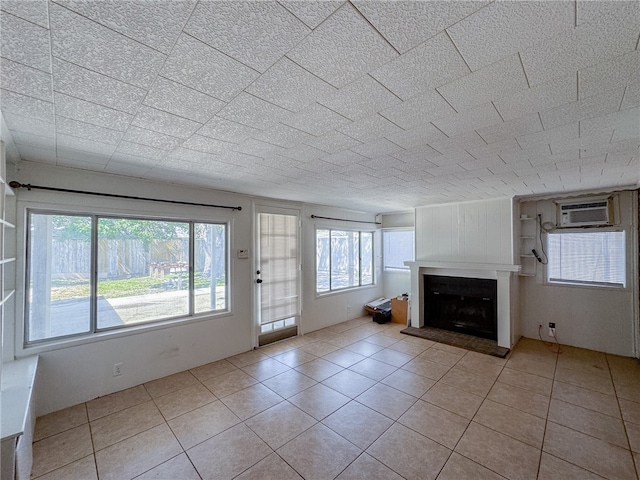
left=256, top=208, right=300, bottom=346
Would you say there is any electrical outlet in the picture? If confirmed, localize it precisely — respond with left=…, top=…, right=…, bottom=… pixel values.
left=548, top=322, right=556, bottom=337
left=113, top=363, right=123, bottom=377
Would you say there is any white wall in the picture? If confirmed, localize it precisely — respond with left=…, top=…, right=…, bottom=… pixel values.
left=9, top=162, right=383, bottom=415
left=519, top=190, right=638, bottom=356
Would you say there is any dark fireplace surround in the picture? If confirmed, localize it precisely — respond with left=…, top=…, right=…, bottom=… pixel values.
left=423, top=275, right=498, bottom=341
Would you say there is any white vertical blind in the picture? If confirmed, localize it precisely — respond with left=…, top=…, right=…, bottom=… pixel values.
left=259, top=213, right=299, bottom=325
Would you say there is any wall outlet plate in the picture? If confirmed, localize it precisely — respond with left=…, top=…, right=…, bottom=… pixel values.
left=237, top=249, right=249, bottom=259
left=113, top=363, right=123, bottom=376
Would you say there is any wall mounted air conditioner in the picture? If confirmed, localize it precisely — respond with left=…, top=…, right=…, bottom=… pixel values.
left=556, top=196, right=612, bottom=227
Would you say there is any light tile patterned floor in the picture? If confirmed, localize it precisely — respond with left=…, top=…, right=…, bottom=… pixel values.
left=31, top=317, right=640, bottom=480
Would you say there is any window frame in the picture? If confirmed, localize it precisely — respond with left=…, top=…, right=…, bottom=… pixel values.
left=382, top=228, right=415, bottom=273
left=544, top=227, right=628, bottom=290
left=23, top=208, right=230, bottom=347
left=315, top=227, right=375, bottom=294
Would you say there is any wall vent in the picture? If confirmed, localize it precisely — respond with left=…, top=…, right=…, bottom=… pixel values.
left=557, top=196, right=612, bottom=227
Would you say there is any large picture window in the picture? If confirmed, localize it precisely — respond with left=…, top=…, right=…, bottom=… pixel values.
left=316, top=228, right=373, bottom=293
left=547, top=230, right=626, bottom=288
left=26, top=212, right=227, bottom=344
left=383, top=229, right=414, bottom=271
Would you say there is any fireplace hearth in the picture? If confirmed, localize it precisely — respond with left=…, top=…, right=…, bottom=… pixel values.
left=423, top=275, right=497, bottom=340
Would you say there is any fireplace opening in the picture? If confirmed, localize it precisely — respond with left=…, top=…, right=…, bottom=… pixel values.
left=423, top=275, right=497, bottom=340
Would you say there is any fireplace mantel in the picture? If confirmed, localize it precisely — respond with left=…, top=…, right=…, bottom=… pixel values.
left=405, top=261, right=520, bottom=349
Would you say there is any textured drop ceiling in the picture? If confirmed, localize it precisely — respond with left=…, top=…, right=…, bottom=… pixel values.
left=0, top=0, right=638, bottom=213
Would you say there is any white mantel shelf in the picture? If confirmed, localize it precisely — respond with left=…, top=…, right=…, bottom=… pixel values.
left=405, top=261, right=521, bottom=273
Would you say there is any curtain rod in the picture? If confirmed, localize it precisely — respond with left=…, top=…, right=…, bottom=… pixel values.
left=310, top=214, right=381, bottom=225
left=9, top=182, right=242, bottom=211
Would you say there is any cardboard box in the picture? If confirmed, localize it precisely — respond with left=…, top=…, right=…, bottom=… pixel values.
left=391, top=298, right=408, bottom=324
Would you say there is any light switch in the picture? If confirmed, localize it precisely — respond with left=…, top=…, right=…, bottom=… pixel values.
left=237, top=249, right=249, bottom=259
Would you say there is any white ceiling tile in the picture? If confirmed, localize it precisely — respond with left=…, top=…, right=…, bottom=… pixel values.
left=282, top=103, right=351, bottom=136
left=322, top=150, right=368, bottom=166
left=380, top=90, right=456, bottom=130
left=1, top=0, right=49, bottom=28
left=55, top=0, right=196, bottom=54
left=132, top=105, right=202, bottom=139
left=115, top=140, right=167, bottom=161
left=467, top=138, right=521, bottom=160
left=354, top=0, right=488, bottom=53
left=337, top=114, right=402, bottom=143
left=372, top=32, right=469, bottom=101
left=253, top=123, right=315, bottom=148
left=56, top=147, right=111, bottom=166
left=447, top=1, right=573, bottom=72
left=303, top=130, right=361, bottom=154
left=576, top=0, right=638, bottom=26
left=3, top=111, right=54, bottom=138
left=0, top=89, right=53, bottom=123
left=520, top=2, right=638, bottom=87
left=56, top=116, right=123, bottom=145
left=185, top=1, right=309, bottom=73
left=110, top=152, right=159, bottom=167
left=579, top=138, right=640, bottom=159
left=1, top=11, right=51, bottom=72
left=53, top=59, right=145, bottom=114
left=15, top=145, right=57, bottom=164
left=281, top=144, right=326, bottom=162
left=247, top=57, right=337, bottom=112
left=428, top=131, right=486, bottom=156
left=279, top=1, right=344, bottom=29
left=580, top=107, right=640, bottom=137
left=232, top=138, right=288, bottom=158
left=1, top=58, right=52, bottom=102
left=49, top=3, right=165, bottom=88
left=57, top=133, right=116, bottom=156
left=122, top=126, right=184, bottom=151
left=103, top=160, right=151, bottom=177
left=11, top=131, right=56, bottom=151
left=349, top=138, right=404, bottom=159
left=621, top=83, right=639, bottom=110
left=56, top=157, right=108, bottom=170
left=317, top=75, right=401, bottom=122
left=161, top=34, right=259, bottom=103
left=438, top=55, right=529, bottom=112
left=390, top=144, right=441, bottom=164
left=177, top=135, right=233, bottom=155
left=432, top=103, right=502, bottom=137
left=217, top=93, right=293, bottom=130
left=166, top=148, right=220, bottom=166
left=493, top=74, right=577, bottom=122
left=385, top=123, right=448, bottom=150
left=540, top=88, right=625, bottom=130
left=579, top=50, right=639, bottom=100
left=143, top=77, right=225, bottom=124
left=476, top=113, right=543, bottom=145
left=287, top=3, right=398, bottom=88
left=517, top=123, right=579, bottom=151
left=197, top=117, right=260, bottom=144
left=54, top=92, right=133, bottom=131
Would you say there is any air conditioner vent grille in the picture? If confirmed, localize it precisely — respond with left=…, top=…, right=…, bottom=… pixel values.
left=560, top=201, right=608, bottom=211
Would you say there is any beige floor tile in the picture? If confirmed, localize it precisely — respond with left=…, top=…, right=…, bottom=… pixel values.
left=487, top=381, right=550, bottom=418
left=634, top=452, right=640, bottom=479
left=381, top=368, right=436, bottom=397
left=419, top=347, right=465, bottom=367
left=299, top=340, right=340, bottom=357
left=387, top=338, right=431, bottom=356
left=153, top=383, right=216, bottom=420
left=34, top=403, right=88, bottom=442
left=422, top=382, right=484, bottom=419
left=201, top=368, right=258, bottom=398
left=32, top=454, right=96, bottom=480
left=548, top=398, right=628, bottom=448
left=95, top=424, right=182, bottom=480
left=31, top=424, right=93, bottom=478
left=272, top=348, right=318, bottom=367
left=455, top=422, right=540, bottom=480
left=227, top=349, right=270, bottom=368
left=336, top=453, right=404, bottom=480
left=344, top=340, right=385, bottom=356
left=401, top=356, right=451, bottom=381
left=262, top=369, right=318, bottom=398
left=277, top=423, right=361, bottom=480
left=219, top=383, right=284, bottom=420
left=235, top=453, right=303, bottom=480
left=294, top=357, right=344, bottom=381
left=91, top=400, right=165, bottom=451
left=143, top=371, right=199, bottom=398
left=245, top=401, right=316, bottom=449
left=439, top=366, right=495, bottom=397
left=371, top=347, right=415, bottom=367
left=367, top=423, right=451, bottom=480
left=289, top=383, right=350, bottom=420
left=322, top=348, right=366, bottom=368
left=620, top=398, right=640, bottom=424
left=625, top=421, right=640, bottom=453
left=497, top=367, right=553, bottom=396
left=616, top=380, right=640, bottom=403
left=464, top=350, right=507, bottom=366
left=554, top=366, right=615, bottom=395
left=323, top=401, right=394, bottom=449
left=431, top=342, right=469, bottom=356
left=240, top=357, right=291, bottom=381
left=258, top=339, right=298, bottom=356
left=134, top=453, right=200, bottom=480
left=456, top=354, right=504, bottom=379
left=86, top=385, right=151, bottom=421
left=607, top=354, right=640, bottom=385
left=187, top=424, right=272, bottom=480
left=437, top=452, right=506, bottom=480
left=473, top=399, right=546, bottom=448
left=348, top=357, right=397, bottom=381
left=398, top=399, right=469, bottom=449
left=189, top=359, right=237, bottom=382
left=543, top=421, right=637, bottom=480
left=167, top=400, right=240, bottom=450
left=506, top=350, right=557, bottom=379
left=356, top=383, right=416, bottom=420
left=537, top=452, right=604, bottom=480
left=401, top=334, right=436, bottom=348
left=321, top=369, right=377, bottom=398
left=552, top=380, right=620, bottom=418
left=304, top=328, right=341, bottom=342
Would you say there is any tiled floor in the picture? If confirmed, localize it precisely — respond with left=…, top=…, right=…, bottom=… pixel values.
left=31, top=317, right=640, bottom=480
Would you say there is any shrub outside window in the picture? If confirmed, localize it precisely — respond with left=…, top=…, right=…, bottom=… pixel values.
left=316, top=228, right=373, bottom=293
left=26, top=212, right=227, bottom=344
